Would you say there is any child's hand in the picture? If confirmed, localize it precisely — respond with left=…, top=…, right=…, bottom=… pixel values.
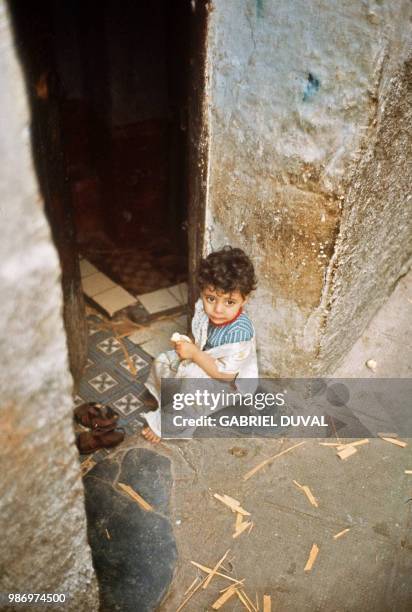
left=175, top=341, right=198, bottom=360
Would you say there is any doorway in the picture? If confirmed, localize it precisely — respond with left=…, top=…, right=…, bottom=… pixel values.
left=8, top=0, right=208, bottom=381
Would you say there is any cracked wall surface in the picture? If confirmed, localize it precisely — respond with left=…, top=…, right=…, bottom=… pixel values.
left=204, top=0, right=412, bottom=375
left=0, top=3, right=99, bottom=608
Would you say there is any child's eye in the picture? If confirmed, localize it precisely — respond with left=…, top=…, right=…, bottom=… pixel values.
left=226, top=300, right=235, bottom=306
left=206, top=296, right=215, bottom=303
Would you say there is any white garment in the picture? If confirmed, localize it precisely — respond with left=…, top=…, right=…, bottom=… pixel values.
left=141, top=299, right=258, bottom=437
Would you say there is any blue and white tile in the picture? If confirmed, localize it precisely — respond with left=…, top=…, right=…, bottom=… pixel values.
left=113, top=393, right=144, bottom=416
left=119, top=354, right=150, bottom=376
left=96, top=337, right=123, bottom=355
left=88, top=372, right=119, bottom=394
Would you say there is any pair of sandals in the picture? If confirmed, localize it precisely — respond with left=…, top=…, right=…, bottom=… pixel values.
left=74, top=403, right=125, bottom=454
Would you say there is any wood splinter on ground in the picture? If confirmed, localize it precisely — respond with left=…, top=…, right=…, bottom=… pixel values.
left=190, top=561, right=243, bottom=584
left=233, top=520, right=253, bottom=539
left=240, top=589, right=258, bottom=612
left=243, top=441, right=306, bottom=481
left=333, top=528, right=350, bottom=540
left=377, top=432, right=399, bottom=439
left=304, top=543, right=319, bottom=571
left=220, top=579, right=245, bottom=593
left=177, top=551, right=232, bottom=612
left=211, top=585, right=238, bottom=609
left=263, top=594, right=272, bottom=611
left=214, top=492, right=251, bottom=516
left=319, top=442, right=342, bottom=447
left=336, top=439, right=369, bottom=451
left=117, top=482, right=153, bottom=512
left=336, top=445, right=358, bottom=461
left=381, top=436, right=407, bottom=448
left=202, top=549, right=231, bottom=589
left=293, top=480, right=319, bottom=507
left=183, top=576, right=200, bottom=596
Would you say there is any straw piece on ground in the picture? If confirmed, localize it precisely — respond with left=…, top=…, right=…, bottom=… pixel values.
left=293, top=480, right=318, bottom=507
left=202, top=549, right=231, bottom=589
left=248, top=521, right=255, bottom=534
left=237, top=589, right=254, bottom=611
left=243, top=441, right=306, bottom=481
left=336, top=439, right=369, bottom=451
left=256, top=593, right=260, bottom=612
left=381, top=437, right=407, bottom=448
left=333, top=528, right=350, bottom=540
left=190, top=561, right=240, bottom=584
left=233, top=521, right=252, bottom=539
left=212, top=585, right=238, bottom=610
left=304, top=544, right=319, bottom=571
left=336, top=446, right=358, bottom=460
left=117, top=483, right=153, bottom=511
left=183, top=576, right=200, bottom=596
left=263, top=594, right=271, bottom=611
left=214, top=493, right=251, bottom=516
left=236, top=512, right=244, bottom=531
left=404, top=470, right=412, bottom=474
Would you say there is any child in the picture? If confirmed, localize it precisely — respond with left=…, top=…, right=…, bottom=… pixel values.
left=141, top=246, right=258, bottom=442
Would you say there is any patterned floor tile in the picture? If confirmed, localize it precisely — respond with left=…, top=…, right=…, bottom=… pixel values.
left=113, top=393, right=144, bottom=416
left=74, top=315, right=155, bottom=461
left=119, top=354, right=150, bottom=376
left=96, top=337, right=123, bottom=355
left=88, top=372, right=119, bottom=394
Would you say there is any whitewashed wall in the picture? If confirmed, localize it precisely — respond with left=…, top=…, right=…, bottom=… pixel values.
left=204, top=0, right=412, bottom=374
left=0, top=3, right=99, bottom=605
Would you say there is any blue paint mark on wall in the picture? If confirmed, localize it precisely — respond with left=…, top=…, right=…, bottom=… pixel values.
left=303, top=73, right=320, bottom=101
left=256, top=0, right=264, bottom=18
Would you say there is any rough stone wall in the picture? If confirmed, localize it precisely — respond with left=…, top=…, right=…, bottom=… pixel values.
left=0, top=4, right=99, bottom=609
left=205, top=0, right=412, bottom=375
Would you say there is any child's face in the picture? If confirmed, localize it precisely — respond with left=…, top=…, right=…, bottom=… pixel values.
left=201, top=286, right=247, bottom=325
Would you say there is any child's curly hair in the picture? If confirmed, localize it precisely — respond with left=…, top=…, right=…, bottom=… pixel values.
left=197, top=246, right=257, bottom=298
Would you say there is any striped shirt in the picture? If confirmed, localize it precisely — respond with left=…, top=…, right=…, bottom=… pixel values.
left=203, top=312, right=254, bottom=350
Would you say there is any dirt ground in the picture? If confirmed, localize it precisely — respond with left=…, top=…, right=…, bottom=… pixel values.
left=116, top=272, right=411, bottom=611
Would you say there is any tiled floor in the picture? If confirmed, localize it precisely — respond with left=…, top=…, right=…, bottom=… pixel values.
left=128, top=314, right=188, bottom=358
left=79, top=256, right=188, bottom=322
left=80, top=241, right=186, bottom=296
left=76, top=257, right=189, bottom=466
left=74, top=314, right=154, bottom=464
left=137, top=286, right=181, bottom=315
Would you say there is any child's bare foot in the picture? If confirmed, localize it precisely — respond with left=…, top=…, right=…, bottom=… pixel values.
left=141, top=425, right=161, bottom=444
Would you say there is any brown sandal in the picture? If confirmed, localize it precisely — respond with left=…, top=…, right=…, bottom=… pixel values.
left=76, top=428, right=126, bottom=454
left=74, top=403, right=119, bottom=430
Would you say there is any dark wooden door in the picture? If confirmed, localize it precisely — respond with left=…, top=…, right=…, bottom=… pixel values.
left=9, top=3, right=88, bottom=387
